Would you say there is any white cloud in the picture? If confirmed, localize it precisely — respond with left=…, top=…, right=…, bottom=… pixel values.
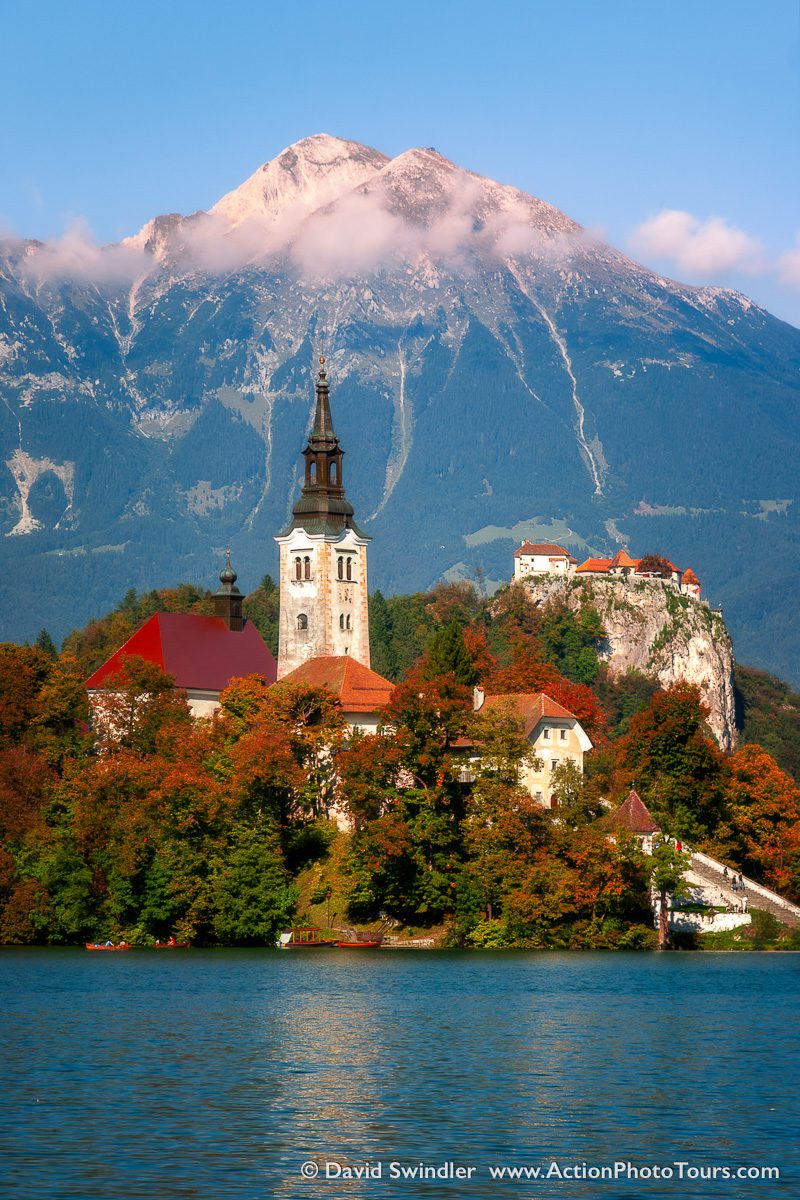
left=630, top=209, right=764, bottom=278
left=22, top=218, right=149, bottom=285
left=777, top=235, right=800, bottom=287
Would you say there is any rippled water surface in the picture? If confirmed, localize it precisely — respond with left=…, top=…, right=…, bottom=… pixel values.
left=1, top=950, right=798, bottom=1199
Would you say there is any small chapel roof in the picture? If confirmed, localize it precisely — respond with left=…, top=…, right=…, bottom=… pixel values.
left=597, top=790, right=660, bottom=835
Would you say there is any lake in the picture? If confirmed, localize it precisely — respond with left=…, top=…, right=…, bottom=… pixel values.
left=1, top=950, right=797, bottom=1199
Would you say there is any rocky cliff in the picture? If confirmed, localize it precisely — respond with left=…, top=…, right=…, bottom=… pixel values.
left=520, top=575, right=737, bottom=751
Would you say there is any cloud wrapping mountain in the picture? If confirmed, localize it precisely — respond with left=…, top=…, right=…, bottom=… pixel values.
left=0, top=134, right=799, bottom=684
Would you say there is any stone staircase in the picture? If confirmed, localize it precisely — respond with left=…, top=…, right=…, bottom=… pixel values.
left=688, top=850, right=800, bottom=929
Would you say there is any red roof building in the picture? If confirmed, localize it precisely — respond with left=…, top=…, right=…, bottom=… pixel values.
left=596, top=790, right=660, bottom=850
left=471, top=689, right=593, bottom=807
left=85, top=555, right=277, bottom=719
left=86, top=612, right=277, bottom=716
left=514, top=541, right=577, bottom=580
left=278, top=655, right=393, bottom=731
left=576, top=556, right=613, bottom=574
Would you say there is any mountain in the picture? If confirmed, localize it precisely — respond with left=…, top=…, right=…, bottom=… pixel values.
left=1, top=134, right=799, bottom=682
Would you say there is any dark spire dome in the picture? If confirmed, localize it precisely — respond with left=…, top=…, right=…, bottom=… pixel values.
left=214, top=548, right=244, bottom=631
left=282, top=357, right=368, bottom=538
left=218, top=548, right=238, bottom=589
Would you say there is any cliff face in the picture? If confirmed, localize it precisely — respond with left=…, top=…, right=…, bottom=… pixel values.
left=519, top=575, right=737, bottom=751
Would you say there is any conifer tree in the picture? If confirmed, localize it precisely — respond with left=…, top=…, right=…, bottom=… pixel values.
left=368, top=590, right=396, bottom=679
left=424, top=619, right=479, bottom=687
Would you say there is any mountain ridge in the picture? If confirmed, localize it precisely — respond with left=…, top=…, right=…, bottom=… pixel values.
left=0, top=135, right=798, bottom=684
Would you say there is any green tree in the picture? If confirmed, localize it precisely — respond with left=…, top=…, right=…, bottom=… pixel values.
left=244, top=575, right=280, bottom=656
left=424, top=620, right=479, bottom=687
left=651, top=840, right=690, bottom=949
left=212, top=816, right=296, bottom=944
left=369, top=590, right=396, bottom=679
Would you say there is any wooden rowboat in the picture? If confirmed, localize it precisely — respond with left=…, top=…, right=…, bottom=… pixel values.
left=277, top=927, right=337, bottom=949
left=335, top=938, right=383, bottom=949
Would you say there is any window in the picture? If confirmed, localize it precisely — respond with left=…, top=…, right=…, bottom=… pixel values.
left=346, top=614, right=351, bottom=630
left=294, top=557, right=302, bottom=581
left=309, top=461, right=317, bottom=483
left=304, top=555, right=311, bottom=580
left=560, top=728, right=568, bottom=742
left=297, top=613, right=308, bottom=631
left=535, top=791, right=543, bottom=803
left=339, top=614, right=345, bottom=630
left=542, top=727, right=550, bottom=741
left=551, top=759, right=558, bottom=772
left=337, top=556, right=344, bottom=580
left=346, top=557, right=352, bottom=581
left=330, top=461, right=338, bottom=484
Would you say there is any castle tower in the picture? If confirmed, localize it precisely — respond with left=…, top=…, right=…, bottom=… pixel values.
left=275, top=358, right=371, bottom=678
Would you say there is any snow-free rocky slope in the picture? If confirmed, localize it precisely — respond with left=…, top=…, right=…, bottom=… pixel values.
left=1, top=134, right=799, bottom=682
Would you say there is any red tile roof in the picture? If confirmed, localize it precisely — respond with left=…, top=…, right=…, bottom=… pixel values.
left=85, top=613, right=277, bottom=692
left=682, top=567, right=700, bottom=585
left=598, top=790, right=660, bottom=835
left=576, top=556, right=612, bottom=573
left=515, top=541, right=572, bottom=557
left=278, top=656, right=394, bottom=713
left=609, top=548, right=640, bottom=570
left=480, top=692, right=578, bottom=736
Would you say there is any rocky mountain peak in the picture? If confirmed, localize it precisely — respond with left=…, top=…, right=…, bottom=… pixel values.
left=209, top=134, right=389, bottom=229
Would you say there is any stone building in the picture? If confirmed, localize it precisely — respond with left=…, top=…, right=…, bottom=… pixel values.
left=472, top=688, right=592, bottom=808
left=513, top=541, right=577, bottom=579
left=275, top=360, right=371, bottom=678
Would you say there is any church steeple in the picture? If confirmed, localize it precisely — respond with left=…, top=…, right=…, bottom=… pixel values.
left=285, top=357, right=366, bottom=538
left=213, top=548, right=244, bottom=631
left=275, top=354, right=372, bottom=678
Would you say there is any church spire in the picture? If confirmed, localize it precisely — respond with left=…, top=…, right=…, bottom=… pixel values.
left=310, top=357, right=336, bottom=446
left=282, top=356, right=367, bottom=538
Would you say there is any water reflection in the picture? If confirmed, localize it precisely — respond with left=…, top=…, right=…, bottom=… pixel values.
left=0, top=950, right=798, bottom=1199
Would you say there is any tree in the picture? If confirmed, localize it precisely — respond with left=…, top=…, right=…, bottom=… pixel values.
left=613, top=684, right=726, bottom=839
left=637, top=555, right=675, bottom=578
left=34, top=629, right=58, bottom=660
left=650, top=840, right=691, bottom=949
left=539, top=600, right=605, bottom=684
left=368, top=590, right=396, bottom=679
left=89, top=656, right=193, bottom=755
left=714, top=743, right=800, bottom=899
left=423, top=620, right=479, bottom=687
left=243, top=575, right=279, bottom=656
left=211, top=816, right=296, bottom=943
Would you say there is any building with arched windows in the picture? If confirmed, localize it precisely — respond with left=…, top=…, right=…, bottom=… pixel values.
left=275, top=360, right=372, bottom=678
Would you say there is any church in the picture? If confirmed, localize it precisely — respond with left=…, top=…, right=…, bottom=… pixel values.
left=85, top=356, right=392, bottom=728
left=275, top=358, right=372, bottom=677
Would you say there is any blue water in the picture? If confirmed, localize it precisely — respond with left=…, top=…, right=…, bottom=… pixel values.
left=0, top=950, right=797, bottom=1200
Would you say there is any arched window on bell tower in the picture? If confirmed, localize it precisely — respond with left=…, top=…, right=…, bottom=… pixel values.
left=294, top=557, right=302, bottom=581
left=297, top=613, right=308, bottom=631
left=346, top=557, right=352, bottom=581
left=337, top=556, right=344, bottom=580
left=304, top=555, right=311, bottom=580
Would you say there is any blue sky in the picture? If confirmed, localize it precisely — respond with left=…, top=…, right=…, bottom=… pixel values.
left=2, top=0, right=799, bottom=324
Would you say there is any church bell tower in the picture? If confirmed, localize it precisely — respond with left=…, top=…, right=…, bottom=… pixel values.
left=275, top=358, right=371, bottom=678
